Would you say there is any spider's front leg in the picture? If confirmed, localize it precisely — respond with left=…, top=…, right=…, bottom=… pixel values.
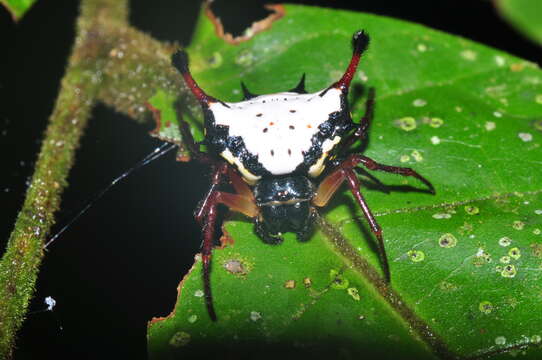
left=173, top=111, right=258, bottom=321
left=194, top=162, right=259, bottom=321
left=339, top=87, right=375, bottom=153
left=313, top=154, right=434, bottom=282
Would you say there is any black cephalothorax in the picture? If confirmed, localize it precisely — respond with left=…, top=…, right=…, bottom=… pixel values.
left=253, top=175, right=317, bottom=244
left=170, top=30, right=435, bottom=321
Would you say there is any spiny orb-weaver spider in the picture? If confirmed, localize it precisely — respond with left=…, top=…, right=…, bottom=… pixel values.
left=172, top=30, right=434, bottom=321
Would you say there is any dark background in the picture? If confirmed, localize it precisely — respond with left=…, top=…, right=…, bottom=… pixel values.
left=2, top=0, right=541, bottom=359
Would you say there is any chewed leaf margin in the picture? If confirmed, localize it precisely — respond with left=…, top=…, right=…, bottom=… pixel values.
left=1, top=0, right=37, bottom=21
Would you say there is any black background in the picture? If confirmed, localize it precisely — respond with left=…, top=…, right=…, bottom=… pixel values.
left=2, top=1, right=541, bottom=359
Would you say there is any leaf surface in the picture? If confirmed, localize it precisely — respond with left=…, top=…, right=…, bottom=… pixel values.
left=148, top=4, right=542, bottom=359
left=496, top=0, right=542, bottom=46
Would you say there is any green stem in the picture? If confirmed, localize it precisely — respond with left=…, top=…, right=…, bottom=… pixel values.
left=0, top=45, right=98, bottom=360
left=0, top=0, right=188, bottom=357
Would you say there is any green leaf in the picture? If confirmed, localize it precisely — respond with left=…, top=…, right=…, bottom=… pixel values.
left=0, top=0, right=36, bottom=21
left=148, top=4, right=542, bottom=359
left=496, top=0, right=542, bottom=46
left=147, top=90, right=192, bottom=161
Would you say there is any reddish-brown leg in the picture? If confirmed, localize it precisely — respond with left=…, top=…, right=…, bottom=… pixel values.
left=178, top=114, right=254, bottom=203
left=357, top=155, right=435, bottom=194
left=313, top=164, right=390, bottom=282
left=354, top=167, right=389, bottom=193
left=227, top=166, right=255, bottom=202
left=343, top=169, right=390, bottom=282
left=357, top=87, right=375, bottom=140
left=178, top=114, right=215, bottom=165
left=340, top=87, right=375, bottom=152
left=177, top=108, right=257, bottom=321
left=172, top=48, right=260, bottom=320
left=333, top=30, right=370, bottom=92
left=314, top=153, right=434, bottom=282
left=193, top=162, right=258, bottom=321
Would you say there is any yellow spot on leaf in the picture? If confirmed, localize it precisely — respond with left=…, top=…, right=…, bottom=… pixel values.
left=411, top=150, right=423, bottom=162
left=407, top=250, right=425, bottom=262
left=510, top=63, right=525, bottom=72
left=169, top=332, right=191, bottom=347
left=439, top=281, right=458, bottom=292
left=501, top=264, right=517, bottom=278
left=460, top=49, right=477, bottom=61
left=429, top=117, right=443, bottom=128
left=347, top=287, right=361, bottom=301
left=513, top=221, right=525, bottom=230
left=329, top=269, right=349, bottom=289
left=479, top=301, right=493, bottom=314
left=499, top=237, right=512, bottom=247
left=412, top=99, right=427, bottom=107
left=439, top=233, right=457, bottom=248
left=464, top=205, right=480, bottom=215
left=397, top=117, right=417, bottom=131
left=508, top=247, right=521, bottom=260
left=284, top=280, right=296, bottom=289
left=530, top=243, right=542, bottom=258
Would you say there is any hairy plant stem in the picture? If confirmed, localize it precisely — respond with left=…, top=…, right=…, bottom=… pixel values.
left=0, top=0, right=189, bottom=357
